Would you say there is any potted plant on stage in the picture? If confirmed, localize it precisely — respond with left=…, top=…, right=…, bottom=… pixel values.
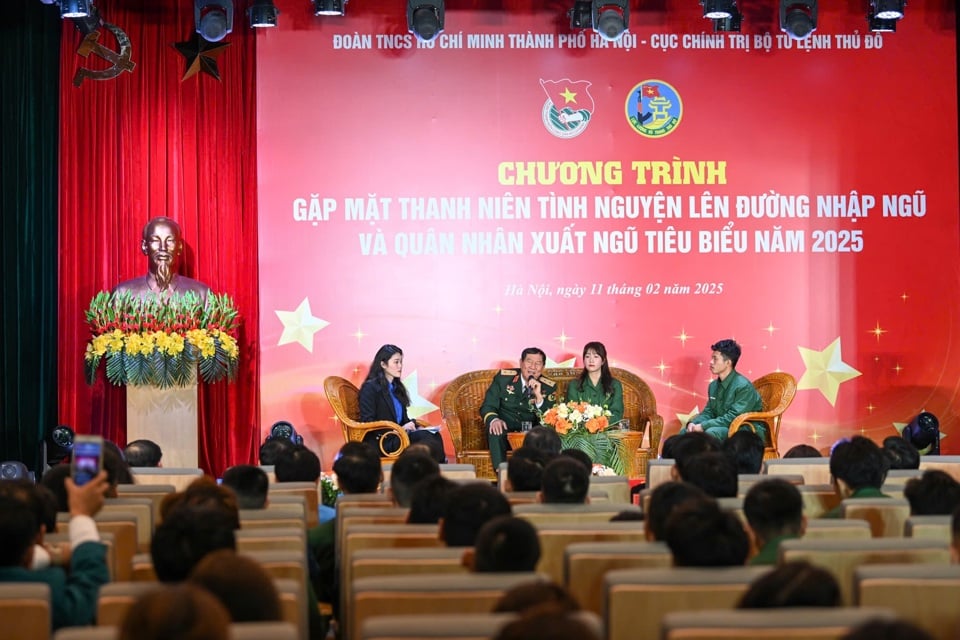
left=539, top=401, right=637, bottom=476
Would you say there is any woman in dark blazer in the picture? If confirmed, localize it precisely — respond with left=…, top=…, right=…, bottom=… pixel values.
left=359, top=344, right=445, bottom=462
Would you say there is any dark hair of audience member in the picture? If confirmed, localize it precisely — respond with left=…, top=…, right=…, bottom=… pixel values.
left=559, top=448, right=592, bottom=472
left=540, top=457, right=590, bottom=504
left=660, top=434, right=682, bottom=459
left=103, top=441, right=134, bottom=487
left=151, top=504, right=238, bottom=582
left=951, top=504, right=960, bottom=560
left=220, top=465, right=269, bottom=510
left=665, top=500, right=749, bottom=567
left=390, top=449, right=440, bottom=508
left=883, top=435, right=920, bottom=470
left=743, top=478, right=804, bottom=543
left=274, top=444, right=322, bottom=483
left=407, top=474, right=458, bottom=524
left=124, top=439, right=163, bottom=467
left=903, top=470, right=960, bottom=516
left=118, top=583, right=231, bottom=640
left=507, top=446, right=554, bottom=492
left=680, top=451, right=738, bottom=498
left=332, top=442, right=382, bottom=494
left=722, top=430, right=765, bottom=475
left=159, top=477, right=241, bottom=529
left=829, top=436, right=889, bottom=491
left=840, top=619, right=935, bottom=640
left=0, top=480, right=54, bottom=535
left=673, top=432, right=722, bottom=480
left=39, top=464, right=71, bottom=511
left=492, top=581, right=581, bottom=614
left=473, top=516, right=541, bottom=573
left=441, top=482, right=511, bottom=546
left=33, top=483, right=59, bottom=534
left=188, top=549, right=282, bottom=623
left=783, top=444, right=822, bottom=459
left=0, top=493, right=39, bottom=567
left=493, top=605, right=601, bottom=640
left=610, top=509, right=645, bottom=522
left=259, top=437, right=296, bottom=466
left=738, top=561, right=841, bottom=608
left=645, top=481, right=712, bottom=542
left=523, top=426, right=562, bottom=456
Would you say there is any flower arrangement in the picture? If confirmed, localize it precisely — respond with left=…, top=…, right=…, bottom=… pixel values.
left=84, top=290, right=240, bottom=388
left=320, top=472, right=340, bottom=507
left=539, top=401, right=629, bottom=475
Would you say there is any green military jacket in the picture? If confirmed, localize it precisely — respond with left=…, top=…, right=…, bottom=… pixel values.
left=480, top=369, right=557, bottom=430
left=566, top=377, right=625, bottom=427
left=687, top=370, right=764, bottom=441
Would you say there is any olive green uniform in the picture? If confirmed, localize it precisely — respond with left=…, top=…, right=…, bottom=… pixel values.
left=481, top=369, right=557, bottom=468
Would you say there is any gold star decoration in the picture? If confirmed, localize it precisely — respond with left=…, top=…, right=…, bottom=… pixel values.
left=274, top=298, right=329, bottom=352
left=403, top=370, right=439, bottom=420
left=868, top=321, right=887, bottom=342
left=676, top=406, right=701, bottom=429
left=892, top=363, right=903, bottom=375
left=866, top=403, right=876, bottom=413
left=900, top=292, right=909, bottom=302
left=797, top=337, right=861, bottom=406
left=674, top=328, right=692, bottom=346
left=764, top=322, right=778, bottom=336
left=560, top=87, right=577, bottom=103
left=554, top=329, right=571, bottom=348
left=810, top=430, right=822, bottom=443
left=173, top=33, right=230, bottom=81
left=654, top=359, right=670, bottom=376
left=351, top=328, right=366, bottom=343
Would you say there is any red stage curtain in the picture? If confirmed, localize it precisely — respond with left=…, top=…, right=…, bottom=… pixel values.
left=57, top=0, right=260, bottom=476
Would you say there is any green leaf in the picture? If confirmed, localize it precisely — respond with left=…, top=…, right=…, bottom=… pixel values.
left=105, top=353, right=127, bottom=385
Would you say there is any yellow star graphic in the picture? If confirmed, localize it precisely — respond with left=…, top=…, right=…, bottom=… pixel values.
left=546, top=356, right=577, bottom=368
left=868, top=322, right=886, bottom=341
left=797, top=337, right=861, bottom=406
left=900, top=292, right=909, bottom=302
left=352, top=327, right=366, bottom=343
left=764, top=322, right=778, bottom=336
left=866, top=403, right=876, bottom=413
left=403, top=370, right=439, bottom=420
left=892, top=363, right=903, bottom=375
left=275, top=298, right=329, bottom=352
left=494, top=304, right=503, bottom=315
left=555, top=329, right=572, bottom=348
left=810, top=430, right=822, bottom=443
left=654, top=359, right=670, bottom=376
left=560, top=87, right=577, bottom=103
left=676, top=406, right=701, bottom=429
left=674, top=329, right=692, bottom=346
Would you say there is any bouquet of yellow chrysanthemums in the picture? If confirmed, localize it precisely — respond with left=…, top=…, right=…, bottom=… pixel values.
left=84, top=290, right=240, bottom=388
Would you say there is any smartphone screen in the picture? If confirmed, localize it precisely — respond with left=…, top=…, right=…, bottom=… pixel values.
left=72, top=437, right=103, bottom=486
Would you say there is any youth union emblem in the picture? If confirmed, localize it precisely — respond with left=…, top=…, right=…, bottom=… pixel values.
left=540, top=78, right=595, bottom=139
left=626, top=80, right=683, bottom=138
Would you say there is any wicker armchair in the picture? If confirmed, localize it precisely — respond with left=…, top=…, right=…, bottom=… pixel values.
left=323, top=376, right=411, bottom=458
left=440, top=367, right=664, bottom=481
left=727, top=371, right=797, bottom=459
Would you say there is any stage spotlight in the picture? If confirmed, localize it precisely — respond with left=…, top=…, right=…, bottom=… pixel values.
left=702, top=0, right=735, bottom=20
left=60, top=0, right=92, bottom=18
left=592, top=0, right=629, bottom=42
left=868, top=12, right=897, bottom=31
left=45, top=424, right=75, bottom=467
left=71, top=5, right=103, bottom=34
left=407, top=0, right=444, bottom=42
left=780, top=0, right=817, bottom=39
left=902, top=411, right=940, bottom=455
left=195, top=0, right=234, bottom=42
left=0, top=461, right=33, bottom=482
left=269, top=420, right=304, bottom=446
left=713, top=10, right=741, bottom=32
left=248, top=0, right=279, bottom=27
left=313, top=0, right=346, bottom=16
left=871, top=0, right=904, bottom=20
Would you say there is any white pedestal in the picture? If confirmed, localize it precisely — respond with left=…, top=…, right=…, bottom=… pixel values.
left=126, top=384, right=199, bottom=468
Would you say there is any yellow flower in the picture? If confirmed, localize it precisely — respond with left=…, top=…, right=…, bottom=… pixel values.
left=92, top=334, right=111, bottom=357
left=219, top=334, right=239, bottom=359
left=108, top=329, right=125, bottom=353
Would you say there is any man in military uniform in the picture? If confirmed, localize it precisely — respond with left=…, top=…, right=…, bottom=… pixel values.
left=481, top=347, right=557, bottom=468
left=684, top=339, right=764, bottom=442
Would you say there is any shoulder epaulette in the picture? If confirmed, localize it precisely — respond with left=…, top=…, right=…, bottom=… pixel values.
left=500, top=369, right=518, bottom=376
left=540, top=376, right=557, bottom=388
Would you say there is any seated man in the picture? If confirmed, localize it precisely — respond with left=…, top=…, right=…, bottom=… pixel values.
left=221, top=464, right=269, bottom=509
left=465, top=515, right=541, bottom=573
left=523, top=426, right=562, bottom=456
left=440, top=483, right=512, bottom=547
left=679, top=451, right=738, bottom=498
left=903, top=470, right=960, bottom=516
left=882, top=435, right=920, bottom=470
left=123, top=439, right=163, bottom=467
left=743, top=479, right=805, bottom=565
left=722, top=430, right=765, bottom=475
left=481, top=347, right=558, bottom=469
left=506, top=446, right=554, bottom=492
left=388, top=448, right=440, bottom=508
left=644, top=482, right=713, bottom=542
left=824, top=435, right=890, bottom=518
left=539, top=457, right=590, bottom=505
left=0, top=471, right=110, bottom=630
left=664, top=499, right=749, bottom=567
left=684, top=339, right=763, bottom=442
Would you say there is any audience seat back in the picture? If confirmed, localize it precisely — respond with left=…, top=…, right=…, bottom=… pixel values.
left=660, top=607, right=897, bottom=640
left=359, top=611, right=602, bottom=640
left=840, top=497, right=911, bottom=537
left=96, top=581, right=164, bottom=627
left=115, top=483, right=175, bottom=524
left=738, top=474, right=804, bottom=496
left=0, top=583, right=50, bottom=640
left=855, top=564, right=960, bottom=640
left=235, top=527, right=307, bottom=555
left=535, top=521, right=649, bottom=584
left=645, top=459, right=674, bottom=491
left=129, top=467, right=204, bottom=492
left=240, top=507, right=306, bottom=532
left=101, top=498, right=154, bottom=552
left=803, top=519, right=872, bottom=541
left=763, top=459, right=832, bottom=486
left=797, top=484, right=842, bottom=519
left=268, top=482, right=319, bottom=529
left=513, top=502, right=641, bottom=526
left=231, top=621, right=298, bottom=640
left=918, top=456, right=960, bottom=483
left=904, top=515, right=952, bottom=542
left=564, top=541, right=672, bottom=615
left=589, top=475, right=631, bottom=504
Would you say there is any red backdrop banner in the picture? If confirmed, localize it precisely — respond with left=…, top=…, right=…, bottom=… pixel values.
left=256, top=0, right=959, bottom=465
left=58, top=0, right=260, bottom=476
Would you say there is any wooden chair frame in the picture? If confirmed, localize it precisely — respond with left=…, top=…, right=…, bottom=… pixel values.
left=727, top=372, right=797, bottom=459
left=324, top=376, right=411, bottom=458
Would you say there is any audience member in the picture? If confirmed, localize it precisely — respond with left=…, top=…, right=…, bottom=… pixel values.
left=188, top=549, right=282, bottom=623
left=39, top=464, right=72, bottom=511
left=523, top=426, right=563, bottom=455
left=440, top=482, right=511, bottom=546
left=493, top=581, right=581, bottom=614
left=0, top=471, right=110, bottom=629
left=671, top=431, right=722, bottom=481
left=743, top=479, right=805, bottom=565
left=664, top=499, right=749, bottom=567
left=951, top=504, right=960, bottom=562
left=274, top=444, right=322, bottom=483
left=660, top=434, right=682, bottom=460
left=506, top=446, right=553, bottom=492
left=407, top=474, right=458, bottom=524
left=493, top=607, right=601, bottom=640
left=124, top=439, right=163, bottom=467
left=103, top=441, right=134, bottom=486
left=782, top=444, right=822, bottom=458
left=559, top=448, right=593, bottom=472
left=610, top=509, right=645, bottom=522
left=825, top=436, right=890, bottom=517
left=221, top=464, right=269, bottom=509
left=904, top=470, right=960, bottom=515
left=151, top=503, right=238, bottom=582
left=722, top=430, right=765, bottom=474
left=259, top=437, right=296, bottom=466
left=118, top=583, right=231, bottom=640
left=680, top=451, right=738, bottom=498
left=883, top=435, right=920, bottom=470
left=388, top=449, right=439, bottom=507
left=738, top=561, right=841, bottom=608
left=0, top=480, right=62, bottom=570
left=159, top=477, right=240, bottom=528
left=644, top=481, right=712, bottom=542
left=540, top=457, right=590, bottom=504
left=467, top=515, right=541, bottom=573
left=841, top=619, right=934, bottom=640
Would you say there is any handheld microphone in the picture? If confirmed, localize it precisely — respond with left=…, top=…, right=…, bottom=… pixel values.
left=523, top=375, right=534, bottom=400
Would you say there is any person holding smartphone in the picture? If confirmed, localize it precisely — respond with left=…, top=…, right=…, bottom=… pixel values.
left=0, top=465, right=110, bottom=629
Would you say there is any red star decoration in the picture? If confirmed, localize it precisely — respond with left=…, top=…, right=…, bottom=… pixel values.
left=173, top=33, right=230, bottom=81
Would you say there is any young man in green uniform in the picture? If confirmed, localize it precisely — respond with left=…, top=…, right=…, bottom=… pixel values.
left=481, top=347, right=557, bottom=468
left=684, top=339, right=764, bottom=442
